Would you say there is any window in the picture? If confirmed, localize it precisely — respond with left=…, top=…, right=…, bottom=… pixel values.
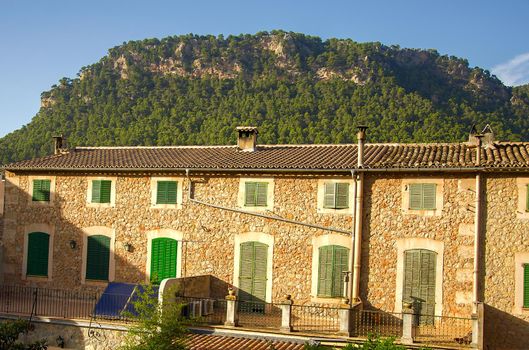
left=245, top=182, right=268, bottom=207
left=32, top=180, right=51, bottom=202
left=86, top=235, right=111, bottom=281
left=26, top=232, right=50, bottom=277
left=150, top=237, right=178, bottom=284
left=91, top=180, right=111, bottom=204
left=156, top=181, right=177, bottom=205
left=523, top=264, right=529, bottom=308
left=317, top=245, right=349, bottom=298
left=526, top=184, right=529, bottom=212
left=409, top=183, right=436, bottom=210
left=324, top=183, right=349, bottom=209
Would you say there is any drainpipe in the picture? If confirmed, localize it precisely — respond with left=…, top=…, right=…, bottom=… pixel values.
left=352, top=126, right=367, bottom=303
left=347, top=169, right=356, bottom=303
left=473, top=135, right=483, bottom=313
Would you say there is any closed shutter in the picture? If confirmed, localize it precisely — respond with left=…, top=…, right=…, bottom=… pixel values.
left=156, top=181, right=177, bottom=204
left=409, top=184, right=423, bottom=209
left=323, top=183, right=336, bottom=208
left=335, top=183, right=349, bottom=209
left=244, top=182, right=267, bottom=207
left=422, top=184, right=436, bottom=210
left=403, top=249, right=437, bottom=324
left=32, top=180, right=51, bottom=202
left=318, top=245, right=349, bottom=297
left=150, top=238, right=178, bottom=284
left=26, top=232, right=49, bottom=277
left=92, top=180, right=111, bottom=203
left=409, top=183, right=436, bottom=210
left=526, top=185, right=529, bottom=212
left=86, top=235, right=110, bottom=281
left=238, top=241, right=268, bottom=303
left=523, top=264, right=529, bottom=308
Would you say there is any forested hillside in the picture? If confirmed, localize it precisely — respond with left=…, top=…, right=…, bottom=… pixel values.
left=1, top=31, right=528, bottom=164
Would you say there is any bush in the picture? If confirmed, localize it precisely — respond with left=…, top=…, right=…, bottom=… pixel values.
left=0, top=319, right=47, bottom=349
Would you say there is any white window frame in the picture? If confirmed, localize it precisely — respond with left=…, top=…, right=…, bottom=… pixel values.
left=150, top=177, right=184, bottom=209
left=145, top=229, right=183, bottom=283
left=516, top=178, right=529, bottom=219
left=81, top=226, right=115, bottom=285
left=237, top=177, right=274, bottom=212
left=27, top=176, right=56, bottom=206
left=86, top=176, right=117, bottom=208
left=317, top=179, right=355, bottom=214
left=22, top=224, right=54, bottom=281
left=514, top=252, right=529, bottom=314
left=401, top=178, right=444, bottom=216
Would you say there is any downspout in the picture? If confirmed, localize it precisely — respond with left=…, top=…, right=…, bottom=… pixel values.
left=348, top=169, right=356, bottom=303
left=352, top=126, right=367, bottom=304
left=473, top=135, right=483, bottom=313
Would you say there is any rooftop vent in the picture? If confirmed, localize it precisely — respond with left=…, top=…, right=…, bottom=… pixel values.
left=236, top=126, right=258, bottom=152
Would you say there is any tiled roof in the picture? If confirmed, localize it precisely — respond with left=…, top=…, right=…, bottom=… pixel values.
left=4, top=142, right=529, bottom=172
left=181, top=333, right=305, bottom=350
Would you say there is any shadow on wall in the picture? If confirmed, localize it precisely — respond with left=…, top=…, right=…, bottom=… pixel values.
left=483, top=304, right=529, bottom=350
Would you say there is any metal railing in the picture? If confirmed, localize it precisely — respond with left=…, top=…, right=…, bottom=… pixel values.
left=237, top=301, right=282, bottom=329
left=0, top=285, right=98, bottom=319
left=353, top=309, right=403, bottom=338
left=291, top=304, right=340, bottom=334
left=415, top=314, right=473, bottom=347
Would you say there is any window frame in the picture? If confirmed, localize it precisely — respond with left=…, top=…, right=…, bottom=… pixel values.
left=150, top=177, right=184, bottom=209
left=409, top=183, right=437, bottom=210
left=238, top=178, right=274, bottom=212
left=244, top=182, right=268, bottom=207
left=317, top=245, right=349, bottom=298
left=87, top=177, right=116, bottom=208
left=28, top=176, right=55, bottom=206
left=401, top=179, right=443, bottom=217
left=81, top=226, right=115, bottom=285
left=317, top=179, right=354, bottom=214
left=22, top=224, right=54, bottom=281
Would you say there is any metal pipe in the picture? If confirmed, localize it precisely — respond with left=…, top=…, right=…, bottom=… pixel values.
left=352, top=172, right=364, bottom=303
left=347, top=170, right=357, bottom=303
left=184, top=169, right=351, bottom=235
left=473, top=135, right=484, bottom=312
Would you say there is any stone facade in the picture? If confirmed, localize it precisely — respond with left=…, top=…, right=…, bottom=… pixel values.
left=4, top=166, right=529, bottom=347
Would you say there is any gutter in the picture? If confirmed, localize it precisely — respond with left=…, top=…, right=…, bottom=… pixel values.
left=184, top=169, right=351, bottom=235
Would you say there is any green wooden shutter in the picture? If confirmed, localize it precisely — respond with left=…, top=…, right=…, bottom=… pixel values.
left=156, top=181, right=177, bottom=204
left=26, top=232, right=49, bottom=277
left=150, top=238, right=177, bottom=283
left=524, top=264, right=529, bottom=308
left=335, top=183, right=349, bottom=209
left=92, top=180, right=112, bottom=203
left=32, top=180, right=51, bottom=202
left=526, top=184, right=529, bottom=212
left=238, top=242, right=268, bottom=302
left=332, top=246, right=349, bottom=297
left=318, top=246, right=333, bottom=297
left=255, top=183, right=268, bottom=207
left=245, top=182, right=257, bottom=206
left=323, top=183, right=336, bottom=208
left=86, top=235, right=110, bottom=281
left=422, top=184, right=436, bottom=210
left=403, top=249, right=437, bottom=324
left=409, top=184, right=423, bottom=209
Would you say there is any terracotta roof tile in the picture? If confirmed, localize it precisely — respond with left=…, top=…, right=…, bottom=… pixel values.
left=182, top=334, right=305, bottom=350
left=4, top=142, right=529, bottom=172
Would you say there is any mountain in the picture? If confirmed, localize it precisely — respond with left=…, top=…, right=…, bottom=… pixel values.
left=1, top=31, right=528, bottom=164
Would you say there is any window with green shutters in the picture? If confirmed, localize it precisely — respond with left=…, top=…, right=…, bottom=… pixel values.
left=239, top=241, right=268, bottom=304
left=524, top=264, right=529, bottom=308
left=150, top=238, right=178, bottom=284
left=156, top=181, right=177, bottom=205
left=91, top=180, right=112, bottom=203
left=32, top=180, right=51, bottom=202
left=86, top=235, right=110, bottom=281
left=526, top=184, right=529, bottom=212
left=26, top=232, right=49, bottom=277
left=409, top=183, right=436, bottom=210
left=317, top=245, right=349, bottom=298
left=244, top=182, right=268, bottom=207
left=323, top=183, right=349, bottom=209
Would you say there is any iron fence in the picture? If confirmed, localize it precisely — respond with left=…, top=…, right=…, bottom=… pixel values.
left=237, top=301, right=282, bottom=329
left=291, top=304, right=340, bottom=334
left=0, top=284, right=98, bottom=319
left=415, top=314, right=473, bottom=347
left=352, top=309, right=403, bottom=338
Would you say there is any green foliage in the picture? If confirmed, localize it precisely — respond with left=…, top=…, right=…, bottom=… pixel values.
left=0, top=319, right=47, bottom=349
left=119, top=284, right=187, bottom=350
left=1, top=31, right=528, bottom=164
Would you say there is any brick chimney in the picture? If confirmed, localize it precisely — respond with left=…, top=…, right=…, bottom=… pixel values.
left=236, top=126, right=258, bottom=152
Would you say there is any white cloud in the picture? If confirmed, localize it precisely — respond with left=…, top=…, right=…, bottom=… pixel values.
left=492, top=53, right=529, bottom=86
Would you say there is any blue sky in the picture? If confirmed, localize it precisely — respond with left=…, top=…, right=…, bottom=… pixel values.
left=0, top=0, right=528, bottom=138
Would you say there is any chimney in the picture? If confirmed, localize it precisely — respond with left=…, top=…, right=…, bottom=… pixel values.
left=475, top=134, right=483, bottom=166
left=357, top=125, right=368, bottom=168
left=481, top=124, right=494, bottom=147
left=236, top=126, right=258, bottom=152
left=52, top=135, right=63, bottom=155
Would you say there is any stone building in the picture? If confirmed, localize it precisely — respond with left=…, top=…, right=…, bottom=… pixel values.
left=2, top=127, right=529, bottom=348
